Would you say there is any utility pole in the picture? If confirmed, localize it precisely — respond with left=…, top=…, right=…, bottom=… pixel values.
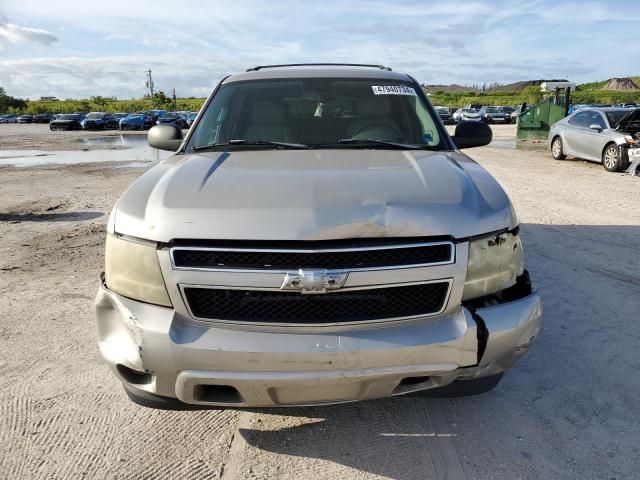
left=145, top=69, right=154, bottom=101
left=172, top=88, right=177, bottom=111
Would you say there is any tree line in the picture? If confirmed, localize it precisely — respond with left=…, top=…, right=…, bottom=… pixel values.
left=0, top=87, right=205, bottom=114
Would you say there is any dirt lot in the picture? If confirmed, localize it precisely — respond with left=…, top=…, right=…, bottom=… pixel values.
left=0, top=123, right=149, bottom=151
left=1, top=124, right=639, bottom=479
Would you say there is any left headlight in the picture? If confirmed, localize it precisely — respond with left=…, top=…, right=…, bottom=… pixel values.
left=462, top=230, right=524, bottom=301
left=104, top=234, right=172, bottom=307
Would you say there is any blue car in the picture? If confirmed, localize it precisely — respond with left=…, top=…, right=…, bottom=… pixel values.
left=155, top=112, right=189, bottom=129
left=119, top=113, right=154, bottom=130
left=81, top=112, right=118, bottom=130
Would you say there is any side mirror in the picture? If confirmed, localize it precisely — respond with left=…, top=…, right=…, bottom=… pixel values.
left=452, top=120, right=492, bottom=149
left=148, top=124, right=183, bottom=151
left=589, top=124, right=603, bottom=132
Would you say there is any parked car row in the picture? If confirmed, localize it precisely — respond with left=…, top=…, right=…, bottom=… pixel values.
left=434, top=105, right=522, bottom=125
left=1, top=110, right=198, bottom=130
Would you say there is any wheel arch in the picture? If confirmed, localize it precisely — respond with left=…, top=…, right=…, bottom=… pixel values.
left=602, top=141, right=619, bottom=157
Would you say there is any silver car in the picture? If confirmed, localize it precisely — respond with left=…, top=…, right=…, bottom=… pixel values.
left=453, top=108, right=481, bottom=123
left=478, top=106, right=507, bottom=124
left=548, top=107, right=640, bottom=171
left=96, top=64, right=542, bottom=409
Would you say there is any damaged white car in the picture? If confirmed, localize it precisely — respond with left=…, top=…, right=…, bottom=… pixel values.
left=96, top=64, right=542, bottom=409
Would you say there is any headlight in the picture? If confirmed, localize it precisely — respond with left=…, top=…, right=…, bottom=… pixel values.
left=104, top=234, right=172, bottom=307
left=462, top=231, right=524, bottom=301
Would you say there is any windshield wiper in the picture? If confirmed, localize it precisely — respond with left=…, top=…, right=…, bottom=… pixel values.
left=192, top=139, right=309, bottom=152
left=336, top=138, right=429, bottom=150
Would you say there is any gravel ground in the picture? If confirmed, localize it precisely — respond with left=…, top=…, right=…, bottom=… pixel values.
left=1, top=124, right=639, bottom=479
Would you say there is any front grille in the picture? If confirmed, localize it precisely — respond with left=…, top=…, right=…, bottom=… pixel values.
left=172, top=242, right=452, bottom=270
left=183, top=282, right=450, bottom=324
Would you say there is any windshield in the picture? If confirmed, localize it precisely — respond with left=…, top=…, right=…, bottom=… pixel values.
left=87, top=113, right=105, bottom=119
left=462, top=109, right=476, bottom=114
left=485, top=107, right=499, bottom=113
left=188, top=78, right=446, bottom=150
left=58, top=114, right=79, bottom=120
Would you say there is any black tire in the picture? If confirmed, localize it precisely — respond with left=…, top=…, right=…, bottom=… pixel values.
left=602, top=143, right=629, bottom=172
left=407, top=374, right=503, bottom=398
left=551, top=136, right=566, bottom=160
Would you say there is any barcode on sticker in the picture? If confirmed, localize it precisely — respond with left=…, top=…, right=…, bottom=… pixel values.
left=372, top=85, right=417, bottom=96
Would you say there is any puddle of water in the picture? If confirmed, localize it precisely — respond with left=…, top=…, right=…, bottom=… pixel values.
left=0, top=143, right=171, bottom=167
left=115, top=161, right=155, bottom=169
left=74, top=134, right=149, bottom=147
left=489, top=140, right=516, bottom=149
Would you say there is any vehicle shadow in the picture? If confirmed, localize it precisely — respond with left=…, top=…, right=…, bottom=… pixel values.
left=232, top=223, right=640, bottom=479
left=0, top=211, right=104, bottom=222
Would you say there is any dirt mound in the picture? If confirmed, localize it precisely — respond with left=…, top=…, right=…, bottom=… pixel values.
left=602, top=77, right=639, bottom=91
left=422, top=84, right=476, bottom=93
left=488, top=79, right=568, bottom=92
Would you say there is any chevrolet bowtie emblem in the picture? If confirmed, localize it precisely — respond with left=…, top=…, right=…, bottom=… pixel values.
left=281, top=269, right=349, bottom=294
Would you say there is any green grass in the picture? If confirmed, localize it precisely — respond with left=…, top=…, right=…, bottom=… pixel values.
left=428, top=84, right=640, bottom=108
left=3, top=77, right=640, bottom=114
left=2, top=97, right=207, bottom=115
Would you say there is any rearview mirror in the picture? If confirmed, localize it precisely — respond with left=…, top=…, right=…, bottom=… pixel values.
left=589, top=124, right=603, bottom=132
left=148, top=124, right=183, bottom=151
left=452, top=121, right=492, bottom=149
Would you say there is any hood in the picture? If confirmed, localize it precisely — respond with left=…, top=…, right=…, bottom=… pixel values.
left=114, top=149, right=516, bottom=242
left=614, top=108, right=640, bottom=130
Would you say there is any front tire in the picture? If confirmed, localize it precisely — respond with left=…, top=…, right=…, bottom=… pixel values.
left=551, top=136, right=566, bottom=160
left=602, top=144, right=629, bottom=172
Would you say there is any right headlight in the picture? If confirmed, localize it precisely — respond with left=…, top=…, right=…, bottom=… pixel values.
left=462, top=230, right=524, bottom=301
left=104, top=233, right=172, bottom=307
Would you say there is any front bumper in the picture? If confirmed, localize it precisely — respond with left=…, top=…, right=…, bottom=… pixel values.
left=95, top=283, right=542, bottom=407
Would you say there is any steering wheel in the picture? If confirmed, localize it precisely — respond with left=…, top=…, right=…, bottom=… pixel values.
left=350, top=123, right=403, bottom=141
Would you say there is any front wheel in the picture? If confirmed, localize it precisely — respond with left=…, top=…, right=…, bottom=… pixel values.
left=551, top=136, right=566, bottom=160
left=602, top=144, right=629, bottom=172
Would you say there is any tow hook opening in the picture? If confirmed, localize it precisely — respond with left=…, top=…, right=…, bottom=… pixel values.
left=193, top=384, right=244, bottom=404
left=392, top=376, right=432, bottom=395
left=117, top=364, right=153, bottom=385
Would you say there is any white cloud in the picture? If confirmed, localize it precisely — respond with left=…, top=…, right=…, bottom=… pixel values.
left=1, top=0, right=640, bottom=98
left=0, top=55, right=237, bottom=99
left=0, top=17, right=57, bottom=49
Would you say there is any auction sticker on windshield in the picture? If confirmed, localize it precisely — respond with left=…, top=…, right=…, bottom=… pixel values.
left=372, top=85, right=417, bottom=96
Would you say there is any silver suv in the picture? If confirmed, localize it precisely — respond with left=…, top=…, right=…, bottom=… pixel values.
left=96, top=64, right=542, bottom=409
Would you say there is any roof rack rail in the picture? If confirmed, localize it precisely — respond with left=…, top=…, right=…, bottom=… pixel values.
left=246, top=63, right=392, bottom=72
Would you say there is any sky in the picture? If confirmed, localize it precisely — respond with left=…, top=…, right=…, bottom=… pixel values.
left=1, top=0, right=639, bottom=100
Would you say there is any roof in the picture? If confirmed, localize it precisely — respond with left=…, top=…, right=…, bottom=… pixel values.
left=224, top=65, right=411, bottom=83
left=581, top=107, right=639, bottom=113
